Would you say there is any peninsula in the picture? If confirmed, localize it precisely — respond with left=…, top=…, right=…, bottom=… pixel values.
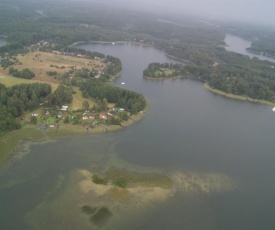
left=0, top=44, right=146, bottom=165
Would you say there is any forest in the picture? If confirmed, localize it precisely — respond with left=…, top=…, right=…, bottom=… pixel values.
left=80, top=78, right=146, bottom=114
left=0, top=83, right=51, bottom=133
left=0, top=82, right=76, bottom=134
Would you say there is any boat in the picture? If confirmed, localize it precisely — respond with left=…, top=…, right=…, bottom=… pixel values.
left=272, top=107, right=275, bottom=112
left=121, top=82, right=125, bottom=85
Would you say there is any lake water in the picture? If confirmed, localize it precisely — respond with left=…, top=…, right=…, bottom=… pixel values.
left=1, top=42, right=275, bottom=229
left=225, top=34, right=275, bottom=63
left=0, top=38, right=5, bottom=47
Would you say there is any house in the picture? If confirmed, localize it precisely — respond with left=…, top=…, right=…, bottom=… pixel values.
left=61, top=105, right=69, bottom=111
left=83, top=111, right=89, bottom=116
left=117, top=108, right=124, bottom=112
left=108, top=110, right=115, bottom=116
left=99, top=114, right=107, bottom=120
left=82, top=116, right=88, bottom=120
left=31, top=113, right=39, bottom=117
left=53, top=50, right=62, bottom=55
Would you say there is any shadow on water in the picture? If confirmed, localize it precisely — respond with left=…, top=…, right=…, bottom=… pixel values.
left=89, top=207, right=113, bottom=227
left=81, top=205, right=113, bottom=227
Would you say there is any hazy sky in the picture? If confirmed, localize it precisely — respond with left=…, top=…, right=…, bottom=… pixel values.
left=102, top=0, right=275, bottom=26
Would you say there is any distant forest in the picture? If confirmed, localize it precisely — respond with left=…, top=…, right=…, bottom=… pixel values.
left=221, top=22, right=275, bottom=58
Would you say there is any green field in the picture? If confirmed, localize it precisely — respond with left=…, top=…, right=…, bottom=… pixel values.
left=0, top=74, right=59, bottom=90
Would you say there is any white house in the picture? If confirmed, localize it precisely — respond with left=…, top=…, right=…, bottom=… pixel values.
left=61, top=105, right=69, bottom=111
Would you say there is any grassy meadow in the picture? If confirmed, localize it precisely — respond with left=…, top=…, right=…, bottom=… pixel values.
left=0, top=51, right=106, bottom=83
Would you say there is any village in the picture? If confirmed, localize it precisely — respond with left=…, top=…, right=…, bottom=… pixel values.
left=27, top=103, right=130, bottom=132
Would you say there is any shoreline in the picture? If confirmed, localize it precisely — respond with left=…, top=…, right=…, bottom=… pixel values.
left=71, top=40, right=153, bottom=48
left=72, top=41, right=191, bottom=65
left=0, top=101, right=149, bottom=166
left=144, top=75, right=184, bottom=80
left=204, top=83, right=275, bottom=106
left=163, top=52, right=191, bottom=64
left=144, top=77, right=275, bottom=107
left=246, top=48, right=275, bottom=60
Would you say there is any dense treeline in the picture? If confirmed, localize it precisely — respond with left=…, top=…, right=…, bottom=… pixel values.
left=0, top=0, right=223, bottom=68
left=105, top=55, right=122, bottom=76
left=0, top=0, right=224, bottom=60
left=0, top=82, right=75, bottom=134
left=0, top=83, right=52, bottom=134
left=46, top=85, right=73, bottom=106
left=248, top=38, right=275, bottom=58
left=0, top=43, right=25, bottom=56
left=81, top=79, right=146, bottom=114
left=0, top=83, right=51, bottom=117
left=9, top=67, right=35, bottom=79
left=208, top=51, right=275, bottom=100
left=0, top=1, right=133, bottom=47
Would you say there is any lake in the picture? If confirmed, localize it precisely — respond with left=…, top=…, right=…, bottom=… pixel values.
left=1, top=42, right=275, bottom=230
left=0, top=38, right=5, bottom=47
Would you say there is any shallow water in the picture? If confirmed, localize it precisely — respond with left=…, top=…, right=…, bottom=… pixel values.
left=0, top=38, right=5, bottom=47
left=1, top=43, right=275, bottom=229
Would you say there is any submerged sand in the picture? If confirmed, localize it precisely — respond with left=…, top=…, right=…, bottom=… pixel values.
left=25, top=168, right=236, bottom=229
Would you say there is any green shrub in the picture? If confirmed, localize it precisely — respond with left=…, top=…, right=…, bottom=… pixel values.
left=92, top=174, right=107, bottom=185
left=30, top=116, right=37, bottom=124
left=113, top=177, right=127, bottom=188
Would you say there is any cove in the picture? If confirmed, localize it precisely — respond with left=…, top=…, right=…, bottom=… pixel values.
left=0, top=43, right=275, bottom=229
left=224, top=34, right=275, bottom=63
